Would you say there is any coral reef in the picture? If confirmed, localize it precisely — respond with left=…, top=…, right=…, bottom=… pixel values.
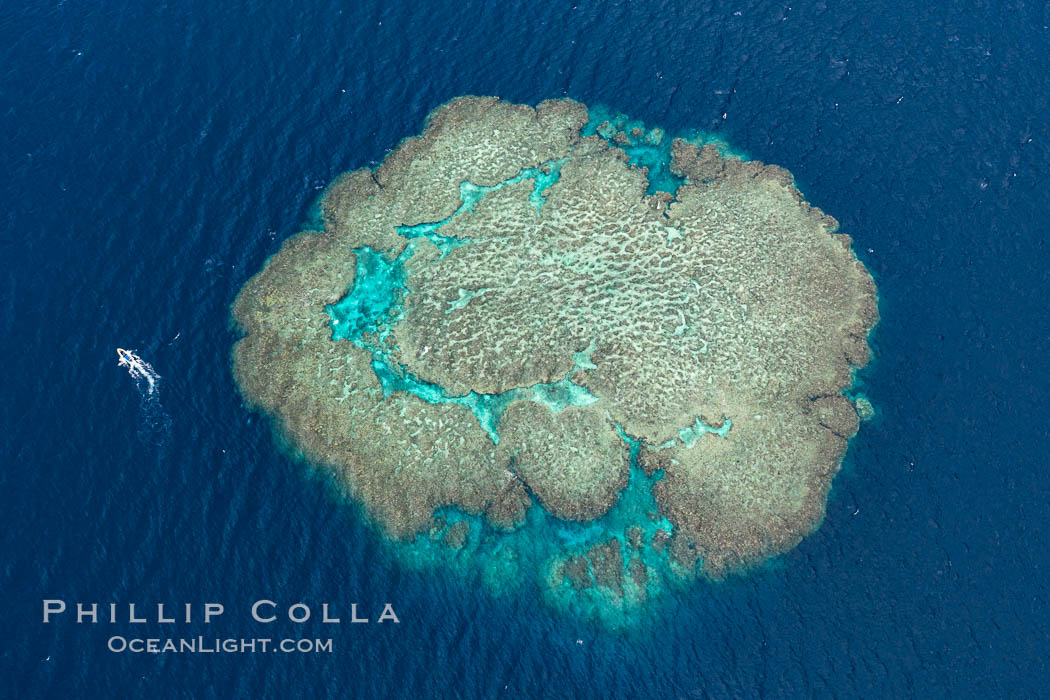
left=232, top=96, right=878, bottom=611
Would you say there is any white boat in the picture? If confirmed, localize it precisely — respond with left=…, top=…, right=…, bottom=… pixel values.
left=117, top=347, right=140, bottom=368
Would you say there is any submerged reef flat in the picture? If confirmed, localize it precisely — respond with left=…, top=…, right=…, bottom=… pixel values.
left=232, top=97, right=878, bottom=615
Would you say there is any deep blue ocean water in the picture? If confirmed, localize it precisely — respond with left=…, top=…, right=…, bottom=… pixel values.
left=3, top=0, right=1049, bottom=696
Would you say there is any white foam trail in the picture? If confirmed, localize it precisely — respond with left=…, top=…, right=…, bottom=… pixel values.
left=131, top=360, right=158, bottom=394
left=118, top=349, right=171, bottom=445
left=119, top=350, right=159, bottom=394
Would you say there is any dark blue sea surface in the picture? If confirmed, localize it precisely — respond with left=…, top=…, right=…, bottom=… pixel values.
left=3, top=0, right=1049, bottom=697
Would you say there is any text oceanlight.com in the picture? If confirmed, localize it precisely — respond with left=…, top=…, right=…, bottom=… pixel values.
left=107, top=636, right=333, bottom=654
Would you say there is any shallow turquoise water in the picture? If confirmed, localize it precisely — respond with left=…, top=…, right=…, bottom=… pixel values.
left=580, top=105, right=750, bottom=195
left=395, top=157, right=568, bottom=256
left=391, top=430, right=681, bottom=626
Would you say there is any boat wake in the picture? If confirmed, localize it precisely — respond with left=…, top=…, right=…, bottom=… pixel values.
left=117, top=348, right=171, bottom=444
